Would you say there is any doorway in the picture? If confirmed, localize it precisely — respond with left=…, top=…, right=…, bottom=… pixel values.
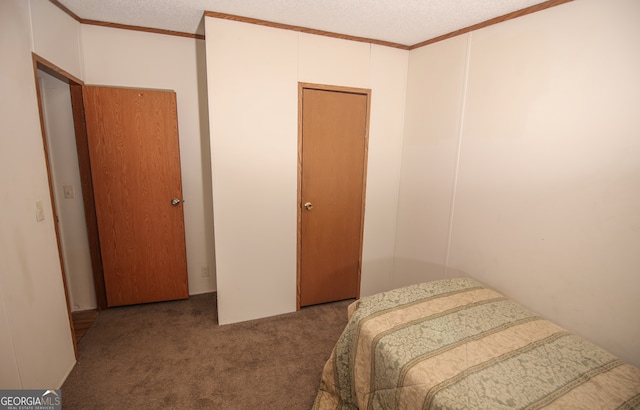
left=37, top=70, right=98, bottom=313
left=33, top=54, right=191, bottom=358
left=297, top=83, right=371, bottom=308
left=33, top=54, right=106, bottom=357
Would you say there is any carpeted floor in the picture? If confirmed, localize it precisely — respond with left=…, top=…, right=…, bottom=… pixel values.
left=61, top=293, right=352, bottom=409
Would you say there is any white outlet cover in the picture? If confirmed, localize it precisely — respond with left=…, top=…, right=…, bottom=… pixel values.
left=63, top=185, right=75, bottom=199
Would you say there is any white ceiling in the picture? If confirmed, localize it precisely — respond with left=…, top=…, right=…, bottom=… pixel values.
left=56, top=0, right=552, bottom=46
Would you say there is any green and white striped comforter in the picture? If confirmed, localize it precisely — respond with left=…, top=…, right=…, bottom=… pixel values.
left=313, top=278, right=640, bottom=409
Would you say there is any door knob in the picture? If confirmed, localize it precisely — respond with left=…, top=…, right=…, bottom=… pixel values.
left=304, top=202, right=313, bottom=211
left=171, top=198, right=181, bottom=206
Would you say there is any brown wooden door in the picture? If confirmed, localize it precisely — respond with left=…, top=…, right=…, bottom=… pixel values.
left=83, top=86, right=189, bottom=307
left=298, top=85, right=370, bottom=307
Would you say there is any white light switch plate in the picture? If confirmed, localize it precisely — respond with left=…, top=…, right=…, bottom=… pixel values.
left=35, top=201, right=45, bottom=222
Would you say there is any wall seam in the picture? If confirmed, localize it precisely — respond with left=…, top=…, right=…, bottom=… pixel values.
left=444, top=32, right=472, bottom=278
left=77, top=15, right=86, bottom=82
left=27, top=0, right=35, bottom=52
left=390, top=48, right=411, bottom=288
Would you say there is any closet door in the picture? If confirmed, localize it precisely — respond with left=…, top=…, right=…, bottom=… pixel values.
left=298, top=84, right=370, bottom=307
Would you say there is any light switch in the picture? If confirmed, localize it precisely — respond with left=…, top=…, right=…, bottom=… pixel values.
left=35, top=201, right=45, bottom=222
left=63, top=185, right=75, bottom=199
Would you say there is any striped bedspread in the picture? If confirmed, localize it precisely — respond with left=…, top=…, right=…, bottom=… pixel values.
left=313, top=278, right=640, bottom=409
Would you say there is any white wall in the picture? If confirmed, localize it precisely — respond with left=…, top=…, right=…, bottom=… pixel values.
left=360, top=45, right=408, bottom=296
left=0, top=0, right=77, bottom=388
left=394, top=35, right=469, bottom=288
left=31, top=0, right=216, bottom=298
left=81, top=25, right=216, bottom=295
left=30, top=0, right=83, bottom=80
left=205, top=17, right=408, bottom=324
left=0, top=291, right=20, bottom=388
left=206, top=20, right=299, bottom=324
left=0, top=0, right=215, bottom=388
left=396, top=0, right=640, bottom=366
left=39, top=71, right=97, bottom=311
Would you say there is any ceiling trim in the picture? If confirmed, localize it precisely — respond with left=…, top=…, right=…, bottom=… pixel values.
left=409, top=0, right=573, bottom=50
left=204, top=11, right=410, bottom=50
left=80, top=19, right=205, bottom=40
left=49, top=0, right=82, bottom=21
left=49, top=0, right=573, bottom=48
left=49, top=0, right=205, bottom=40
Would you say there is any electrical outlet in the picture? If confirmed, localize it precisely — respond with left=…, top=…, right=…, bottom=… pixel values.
left=63, top=185, right=75, bottom=199
left=200, top=266, right=209, bottom=277
left=35, top=201, right=45, bottom=222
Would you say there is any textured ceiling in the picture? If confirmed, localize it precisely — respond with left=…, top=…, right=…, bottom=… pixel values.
left=56, top=0, right=551, bottom=46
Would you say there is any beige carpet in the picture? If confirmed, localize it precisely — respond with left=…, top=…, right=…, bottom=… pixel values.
left=62, top=293, right=352, bottom=409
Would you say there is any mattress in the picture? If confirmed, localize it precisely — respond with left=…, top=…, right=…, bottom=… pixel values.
left=313, top=278, right=640, bottom=409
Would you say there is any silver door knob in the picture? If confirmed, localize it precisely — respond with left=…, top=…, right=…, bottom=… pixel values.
left=171, top=198, right=181, bottom=206
left=304, top=202, right=313, bottom=211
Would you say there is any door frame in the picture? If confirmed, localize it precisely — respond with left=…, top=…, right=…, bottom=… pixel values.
left=32, top=54, right=108, bottom=323
left=296, top=82, right=371, bottom=309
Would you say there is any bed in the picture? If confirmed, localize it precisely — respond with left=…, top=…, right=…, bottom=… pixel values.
left=313, top=278, right=640, bottom=409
